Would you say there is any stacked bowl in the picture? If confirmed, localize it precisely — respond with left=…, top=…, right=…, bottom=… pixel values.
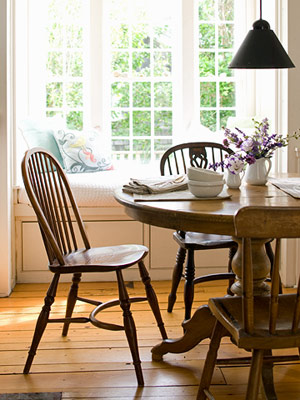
left=187, top=167, right=224, bottom=198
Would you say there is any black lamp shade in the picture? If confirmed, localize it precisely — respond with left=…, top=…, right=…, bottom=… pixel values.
left=229, top=19, right=295, bottom=69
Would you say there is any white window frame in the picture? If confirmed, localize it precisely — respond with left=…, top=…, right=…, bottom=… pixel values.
left=15, top=0, right=260, bottom=177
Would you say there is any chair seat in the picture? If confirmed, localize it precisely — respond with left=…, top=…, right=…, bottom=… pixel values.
left=49, top=244, right=148, bottom=273
left=173, top=231, right=236, bottom=249
left=209, top=294, right=300, bottom=350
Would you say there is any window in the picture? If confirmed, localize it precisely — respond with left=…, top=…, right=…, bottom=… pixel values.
left=45, top=0, right=88, bottom=130
left=198, top=0, right=236, bottom=132
left=103, top=0, right=180, bottom=162
left=15, top=0, right=250, bottom=169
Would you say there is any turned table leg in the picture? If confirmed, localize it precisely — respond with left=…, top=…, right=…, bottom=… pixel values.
left=151, top=237, right=272, bottom=359
left=230, top=237, right=271, bottom=296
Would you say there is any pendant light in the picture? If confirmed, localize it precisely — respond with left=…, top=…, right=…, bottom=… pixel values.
left=229, top=0, right=295, bottom=69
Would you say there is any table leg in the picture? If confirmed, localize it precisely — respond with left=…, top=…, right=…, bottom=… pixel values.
left=151, top=305, right=215, bottom=360
left=230, top=237, right=271, bottom=296
left=151, top=237, right=272, bottom=360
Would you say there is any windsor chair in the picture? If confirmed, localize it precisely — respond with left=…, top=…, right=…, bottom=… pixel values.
left=160, top=142, right=275, bottom=321
left=21, top=148, right=167, bottom=386
left=197, top=206, right=300, bottom=400
left=160, top=142, right=237, bottom=320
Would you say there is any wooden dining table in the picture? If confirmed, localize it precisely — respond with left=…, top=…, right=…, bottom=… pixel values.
left=115, top=175, right=300, bottom=398
left=115, top=175, right=300, bottom=355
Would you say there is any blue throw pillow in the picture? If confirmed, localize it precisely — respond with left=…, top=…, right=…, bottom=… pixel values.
left=19, top=117, right=65, bottom=168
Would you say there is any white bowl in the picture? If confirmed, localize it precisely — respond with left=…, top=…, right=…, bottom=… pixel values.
left=187, top=167, right=223, bottom=182
left=188, top=179, right=224, bottom=198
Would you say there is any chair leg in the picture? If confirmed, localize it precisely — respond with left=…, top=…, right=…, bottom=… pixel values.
left=227, top=245, right=237, bottom=296
left=138, top=261, right=167, bottom=340
left=116, top=269, right=144, bottom=386
left=262, top=349, right=277, bottom=400
left=197, top=320, right=227, bottom=400
left=168, top=246, right=186, bottom=313
left=24, top=273, right=60, bottom=374
left=184, top=249, right=195, bottom=320
left=62, top=273, right=82, bottom=337
left=246, top=349, right=264, bottom=400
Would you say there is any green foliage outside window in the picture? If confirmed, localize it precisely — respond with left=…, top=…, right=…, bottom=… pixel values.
left=45, top=0, right=84, bottom=131
left=199, top=0, right=236, bottom=132
left=133, top=82, right=151, bottom=107
left=133, top=111, right=151, bottom=136
left=44, top=0, right=237, bottom=159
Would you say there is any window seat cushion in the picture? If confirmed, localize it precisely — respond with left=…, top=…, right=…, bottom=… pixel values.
left=17, top=163, right=159, bottom=208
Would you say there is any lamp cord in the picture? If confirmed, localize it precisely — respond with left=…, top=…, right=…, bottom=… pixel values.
left=260, top=0, right=262, bottom=19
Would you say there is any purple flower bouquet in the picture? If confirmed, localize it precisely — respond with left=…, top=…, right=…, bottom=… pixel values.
left=210, top=118, right=300, bottom=175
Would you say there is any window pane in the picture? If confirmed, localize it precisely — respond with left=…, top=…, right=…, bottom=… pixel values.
left=111, top=24, right=129, bottom=48
left=132, top=24, right=151, bottom=48
left=47, top=23, right=63, bottom=48
left=66, top=51, right=83, bottom=77
left=112, top=139, right=130, bottom=151
left=200, top=82, right=216, bottom=107
left=199, top=52, right=215, bottom=77
left=200, top=110, right=217, bottom=132
left=66, top=25, right=83, bottom=48
left=154, top=138, right=172, bottom=151
left=66, top=111, right=83, bottom=130
left=218, top=24, right=234, bottom=48
left=218, top=52, right=233, bottom=77
left=219, top=82, right=235, bottom=107
left=154, top=82, right=172, bottom=107
left=220, top=110, right=235, bottom=128
left=112, top=51, right=129, bottom=74
left=154, top=52, right=172, bottom=77
left=199, top=24, right=215, bottom=48
left=66, top=82, right=83, bottom=107
left=133, top=111, right=151, bottom=136
left=47, top=52, right=63, bottom=76
left=132, top=52, right=150, bottom=77
left=111, top=82, right=130, bottom=107
left=111, top=111, right=130, bottom=136
left=219, top=0, right=234, bottom=21
left=154, top=111, right=172, bottom=136
left=46, top=111, right=64, bottom=118
left=198, top=0, right=215, bottom=20
left=46, top=82, right=63, bottom=107
left=65, top=0, right=83, bottom=20
left=154, top=25, right=172, bottom=48
left=133, top=139, right=151, bottom=161
left=133, top=82, right=151, bottom=107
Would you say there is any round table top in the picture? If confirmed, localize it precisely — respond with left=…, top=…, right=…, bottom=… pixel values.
left=114, top=175, right=300, bottom=236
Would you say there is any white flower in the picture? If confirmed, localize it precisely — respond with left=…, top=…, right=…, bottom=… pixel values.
left=227, top=155, right=244, bottom=175
left=241, top=138, right=254, bottom=152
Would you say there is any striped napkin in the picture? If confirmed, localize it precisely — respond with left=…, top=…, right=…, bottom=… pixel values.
left=122, top=174, right=188, bottom=194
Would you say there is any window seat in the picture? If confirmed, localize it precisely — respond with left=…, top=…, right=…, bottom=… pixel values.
left=17, top=169, right=127, bottom=208
left=13, top=164, right=228, bottom=284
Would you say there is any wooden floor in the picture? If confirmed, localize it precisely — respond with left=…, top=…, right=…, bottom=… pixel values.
left=0, top=280, right=300, bottom=399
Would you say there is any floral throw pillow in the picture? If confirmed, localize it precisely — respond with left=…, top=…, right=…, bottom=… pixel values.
left=54, top=129, right=112, bottom=173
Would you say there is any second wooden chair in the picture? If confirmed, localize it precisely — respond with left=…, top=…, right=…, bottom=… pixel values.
left=160, top=142, right=237, bottom=320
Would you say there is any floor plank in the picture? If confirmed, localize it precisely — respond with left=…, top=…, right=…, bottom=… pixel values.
left=0, top=280, right=299, bottom=399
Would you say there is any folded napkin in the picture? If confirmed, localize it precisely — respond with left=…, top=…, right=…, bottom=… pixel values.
left=269, top=178, right=300, bottom=198
left=122, top=174, right=188, bottom=194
